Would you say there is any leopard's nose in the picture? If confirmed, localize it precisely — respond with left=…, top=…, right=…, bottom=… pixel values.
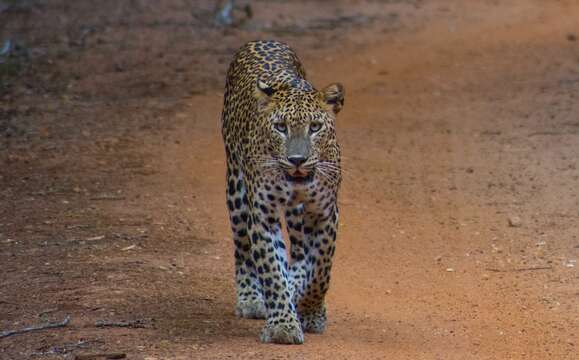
left=288, top=155, right=307, bottom=167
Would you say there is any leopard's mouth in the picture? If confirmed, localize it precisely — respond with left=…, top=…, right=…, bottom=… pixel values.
left=285, top=169, right=314, bottom=184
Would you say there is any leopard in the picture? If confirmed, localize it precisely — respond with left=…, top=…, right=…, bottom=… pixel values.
left=220, top=40, right=344, bottom=344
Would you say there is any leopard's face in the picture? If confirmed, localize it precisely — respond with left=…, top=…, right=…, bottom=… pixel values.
left=255, top=81, right=344, bottom=185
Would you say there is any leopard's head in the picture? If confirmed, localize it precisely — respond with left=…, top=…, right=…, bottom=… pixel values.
left=254, top=78, right=344, bottom=185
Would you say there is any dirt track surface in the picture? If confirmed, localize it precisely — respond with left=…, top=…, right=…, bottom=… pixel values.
left=1, top=1, right=579, bottom=359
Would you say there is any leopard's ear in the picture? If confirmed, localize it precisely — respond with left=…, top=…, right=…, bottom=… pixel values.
left=255, top=79, right=276, bottom=109
left=320, top=83, right=345, bottom=114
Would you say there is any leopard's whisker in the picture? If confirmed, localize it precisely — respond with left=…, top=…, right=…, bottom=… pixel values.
left=317, top=165, right=342, bottom=177
left=316, top=167, right=340, bottom=185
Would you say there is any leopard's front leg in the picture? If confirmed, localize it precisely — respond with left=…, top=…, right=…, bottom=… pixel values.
left=294, top=201, right=339, bottom=334
left=248, top=193, right=304, bottom=344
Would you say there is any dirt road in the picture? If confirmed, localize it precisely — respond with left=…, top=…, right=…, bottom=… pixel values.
left=1, top=1, right=578, bottom=359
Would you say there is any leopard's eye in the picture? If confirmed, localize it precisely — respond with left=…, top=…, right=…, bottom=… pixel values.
left=309, top=122, right=323, bottom=134
left=274, top=122, right=287, bottom=134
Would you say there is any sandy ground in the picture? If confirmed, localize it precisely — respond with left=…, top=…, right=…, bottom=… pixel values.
left=1, top=0, right=579, bottom=359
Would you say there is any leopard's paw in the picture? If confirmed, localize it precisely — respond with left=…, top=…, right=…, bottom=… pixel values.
left=260, top=318, right=304, bottom=344
left=235, top=297, right=266, bottom=319
left=300, top=306, right=327, bottom=334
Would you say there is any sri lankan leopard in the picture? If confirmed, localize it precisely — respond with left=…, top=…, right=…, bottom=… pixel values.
left=220, top=40, right=344, bottom=344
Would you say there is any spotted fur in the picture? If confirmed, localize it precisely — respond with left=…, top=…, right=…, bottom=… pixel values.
left=220, top=40, right=344, bottom=344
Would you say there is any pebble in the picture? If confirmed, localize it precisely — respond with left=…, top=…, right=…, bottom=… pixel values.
left=508, top=215, right=522, bottom=227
